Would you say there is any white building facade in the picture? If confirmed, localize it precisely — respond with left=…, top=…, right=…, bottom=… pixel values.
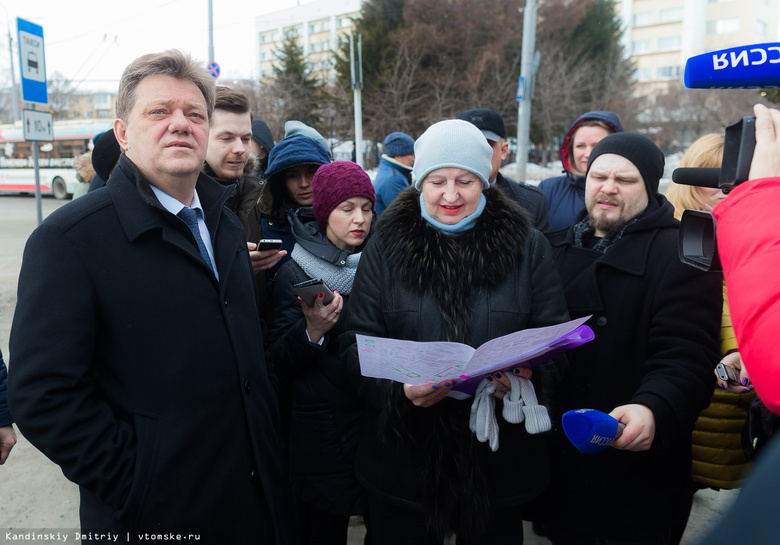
left=255, top=0, right=363, bottom=82
left=617, top=0, right=779, bottom=96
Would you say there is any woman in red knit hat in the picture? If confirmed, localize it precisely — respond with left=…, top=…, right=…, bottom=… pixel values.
left=267, top=161, right=376, bottom=545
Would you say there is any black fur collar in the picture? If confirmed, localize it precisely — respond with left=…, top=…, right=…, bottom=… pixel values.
left=376, top=185, right=531, bottom=343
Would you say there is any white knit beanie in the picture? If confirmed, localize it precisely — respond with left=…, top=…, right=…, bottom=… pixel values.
left=412, top=119, right=493, bottom=190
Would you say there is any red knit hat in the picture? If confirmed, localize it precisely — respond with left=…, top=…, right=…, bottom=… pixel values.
left=312, top=161, right=376, bottom=227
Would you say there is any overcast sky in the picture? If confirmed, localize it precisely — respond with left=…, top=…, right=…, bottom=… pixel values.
left=2, top=0, right=312, bottom=93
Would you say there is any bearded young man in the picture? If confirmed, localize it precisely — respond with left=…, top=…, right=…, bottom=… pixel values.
left=534, top=132, right=722, bottom=545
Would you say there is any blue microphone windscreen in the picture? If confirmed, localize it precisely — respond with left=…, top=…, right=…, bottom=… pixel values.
left=685, top=43, right=780, bottom=89
left=562, top=409, right=620, bottom=455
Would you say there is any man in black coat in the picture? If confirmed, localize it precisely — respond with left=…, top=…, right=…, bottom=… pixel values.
left=536, top=133, right=721, bottom=544
left=457, top=108, right=552, bottom=232
left=8, top=51, right=292, bottom=543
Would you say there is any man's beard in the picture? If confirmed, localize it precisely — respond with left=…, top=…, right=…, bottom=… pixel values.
left=588, top=210, right=627, bottom=235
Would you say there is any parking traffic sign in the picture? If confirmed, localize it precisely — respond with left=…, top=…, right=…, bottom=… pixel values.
left=18, top=18, right=48, bottom=105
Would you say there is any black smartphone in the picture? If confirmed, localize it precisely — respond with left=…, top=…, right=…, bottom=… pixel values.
left=293, top=278, right=336, bottom=307
left=715, top=362, right=741, bottom=385
left=256, top=238, right=283, bottom=251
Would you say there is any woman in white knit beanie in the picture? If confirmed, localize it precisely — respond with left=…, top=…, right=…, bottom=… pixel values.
left=339, top=119, right=570, bottom=544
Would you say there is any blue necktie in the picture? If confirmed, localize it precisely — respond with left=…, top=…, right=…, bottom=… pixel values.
left=177, top=207, right=215, bottom=275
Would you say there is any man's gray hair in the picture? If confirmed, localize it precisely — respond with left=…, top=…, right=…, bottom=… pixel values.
left=116, top=50, right=216, bottom=121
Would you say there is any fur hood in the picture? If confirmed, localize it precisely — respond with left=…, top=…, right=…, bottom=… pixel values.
left=74, top=151, right=95, bottom=184
left=377, top=185, right=531, bottom=344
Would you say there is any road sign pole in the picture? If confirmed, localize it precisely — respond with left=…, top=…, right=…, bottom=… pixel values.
left=33, top=136, right=42, bottom=224
left=17, top=18, right=48, bottom=223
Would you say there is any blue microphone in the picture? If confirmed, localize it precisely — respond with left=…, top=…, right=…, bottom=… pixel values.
left=684, top=43, right=780, bottom=89
left=562, top=409, right=625, bottom=455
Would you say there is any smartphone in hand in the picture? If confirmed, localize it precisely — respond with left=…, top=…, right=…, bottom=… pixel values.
left=716, top=362, right=741, bottom=384
left=293, top=278, right=335, bottom=307
left=256, top=239, right=283, bottom=251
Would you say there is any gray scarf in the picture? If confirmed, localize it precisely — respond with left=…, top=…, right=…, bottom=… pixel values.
left=573, top=215, right=638, bottom=254
left=290, top=244, right=361, bottom=294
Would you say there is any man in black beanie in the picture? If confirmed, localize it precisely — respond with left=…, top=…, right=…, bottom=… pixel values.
left=533, top=132, right=722, bottom=544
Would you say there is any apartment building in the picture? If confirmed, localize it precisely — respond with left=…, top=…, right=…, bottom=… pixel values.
left=617, top=0, right=779, bottom=97
left=255, top=0, right=362, bottom=82
left=56, top=91, right=116, bottom=121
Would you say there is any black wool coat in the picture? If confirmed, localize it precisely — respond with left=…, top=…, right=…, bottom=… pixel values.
left=534, top=196, right=721, bottom=539
left=268, top=208, right=366, bottom=517
left=495, top=172, right=553, bottom=233
left=9, top=155, right=293, bottom=544
left=339, top=186, right=570, bottom=541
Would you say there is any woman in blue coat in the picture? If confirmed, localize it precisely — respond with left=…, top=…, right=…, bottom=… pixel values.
left=539, top=111, right=622, bottom=231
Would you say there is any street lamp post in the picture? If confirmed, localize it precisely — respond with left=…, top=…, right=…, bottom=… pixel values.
left=0, top=3, right=20, bottom=121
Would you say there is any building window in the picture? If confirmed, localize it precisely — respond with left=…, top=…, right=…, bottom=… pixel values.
left=310, top=23, right=316, bottom=33
left=756, top=19, right=768, bottom=36
left=656, top=65, right=681, bottom=79
left=706, top=18, right=740, bottom=34
left=322, top=20, right=330, bottom=31
left=95, top=93, right=112, bottom=109
left=659, top=8, right=683, bottom=22
left=634, top=67, right=650, bottom=82
left=658, top=36, right=682, bottom=50
left=632, top=40, right=652, bottom=54
left=633, top=12, right=653, bottom=26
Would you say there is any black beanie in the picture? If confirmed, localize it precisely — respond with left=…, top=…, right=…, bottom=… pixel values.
left=586, top=132, right=665, bottom=198
left=91, top=130, right=121, bottom=182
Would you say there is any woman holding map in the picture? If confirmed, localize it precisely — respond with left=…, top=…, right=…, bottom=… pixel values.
left=339, top=119, right=570, bottom=544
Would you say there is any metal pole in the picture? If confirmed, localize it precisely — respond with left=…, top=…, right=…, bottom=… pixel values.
left=8, top=22, right=19, bottom=121
left=1, top=4, right=19, bottom=121
left=208, top=0, right=214, bottom=63
left=33, top=140, right=42, bottom=224
left=350, top=34, right=364, bottom=169
left=516, top=0, right=538, bottom=181
left=354, top=33, right=364, bottom=169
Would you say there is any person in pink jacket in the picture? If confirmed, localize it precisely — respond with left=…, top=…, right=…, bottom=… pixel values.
left=714, top=103, right=780, bottom=416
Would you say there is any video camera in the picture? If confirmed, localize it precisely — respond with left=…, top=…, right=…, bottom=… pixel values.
left=673, top=42, right=780, bottom=271
left=674, top=116, right=755, bottom=271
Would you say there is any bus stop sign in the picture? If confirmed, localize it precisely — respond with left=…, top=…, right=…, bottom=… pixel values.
left=18, top=17, right=48, bottom=105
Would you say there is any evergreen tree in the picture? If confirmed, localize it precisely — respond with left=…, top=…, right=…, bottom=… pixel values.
left=269, top=35, right=322, bottom=128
